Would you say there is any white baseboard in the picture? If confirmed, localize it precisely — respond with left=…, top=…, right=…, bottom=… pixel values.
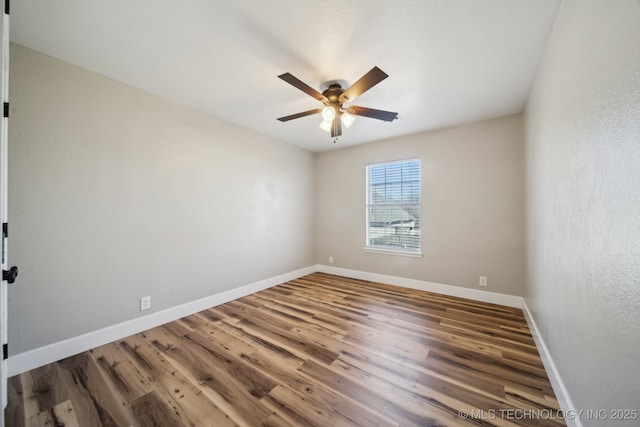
left=521, top=299, right=581, bottom=427
left=7, top=265, right=315, bottom=377
left=315, top=264, right=523, bottom=308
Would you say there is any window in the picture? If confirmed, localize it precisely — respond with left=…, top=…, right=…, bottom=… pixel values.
left=366, top=159, right=421, bottom=255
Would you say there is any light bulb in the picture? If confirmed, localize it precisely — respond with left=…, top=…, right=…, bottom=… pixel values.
left=319, top=120, right=332, bottom=132
left=321, top=106, right=336, bottom=121
left=341, top=112, right=355, bottom=128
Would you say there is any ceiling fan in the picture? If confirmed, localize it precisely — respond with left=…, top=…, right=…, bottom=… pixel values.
left=277, top=66, right=398, bottom=140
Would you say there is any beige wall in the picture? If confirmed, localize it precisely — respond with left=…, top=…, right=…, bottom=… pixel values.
left=316, top=115, right=525, bottom=296
left=8, top=45, right=316, bottom=355
left=524, top=0, right=640, bottom=422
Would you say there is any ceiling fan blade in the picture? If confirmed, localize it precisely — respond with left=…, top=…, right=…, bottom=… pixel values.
left=331, top=115, right=342, bottom=138
left=277, top=109, right=323, bottom=122
left=278, top=73, right=328, bottom=103
left=347, top=106, right=398, bottom=122
left=339, top=66, right=389, bottom=103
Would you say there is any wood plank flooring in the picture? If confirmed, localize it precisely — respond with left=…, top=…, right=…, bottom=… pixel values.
left=5, top=273, right=565, bottom=426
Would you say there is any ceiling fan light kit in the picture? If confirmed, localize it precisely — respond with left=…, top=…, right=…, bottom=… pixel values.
left=319, top=109, right=354, bottom=133
left=277, top=66, right=398, bottom=143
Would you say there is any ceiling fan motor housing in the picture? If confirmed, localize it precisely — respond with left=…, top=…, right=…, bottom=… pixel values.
left=323, top=83, right=345, bottom=102
left=323, top=84, right=345, bottom=118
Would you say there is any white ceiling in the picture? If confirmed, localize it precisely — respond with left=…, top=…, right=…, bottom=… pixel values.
left=10, top=0, right=560, bottom=152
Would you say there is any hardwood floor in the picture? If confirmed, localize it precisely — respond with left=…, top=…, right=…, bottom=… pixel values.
left=5, top=273, right=565, bottom=426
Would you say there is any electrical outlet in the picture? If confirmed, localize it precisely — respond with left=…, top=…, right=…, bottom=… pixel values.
left=140, top=296, right=151, bottom=311
left=329, top=256, right=334, bottom=264
left=479, top=276, right=488, bottom=287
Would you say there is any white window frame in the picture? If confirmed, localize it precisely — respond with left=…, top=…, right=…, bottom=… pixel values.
left=365, top=158, right=422, bottom=257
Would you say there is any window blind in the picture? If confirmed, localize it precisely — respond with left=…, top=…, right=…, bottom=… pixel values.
left=366, top=159, right=421, bottom=252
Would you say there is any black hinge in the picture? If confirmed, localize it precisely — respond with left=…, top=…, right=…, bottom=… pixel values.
left=2, top=343, right=7, bottom=360
left=4, top=0, right=9, bottom=15
left=3, top=102, right=8, bottom=118
left=1, top=222, right=5, bottom=264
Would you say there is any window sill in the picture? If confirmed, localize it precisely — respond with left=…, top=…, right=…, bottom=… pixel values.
left=364, top=247, right=423, bottom=258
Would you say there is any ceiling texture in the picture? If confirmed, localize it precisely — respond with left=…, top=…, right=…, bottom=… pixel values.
left=11, top=0, right=560, bottom=152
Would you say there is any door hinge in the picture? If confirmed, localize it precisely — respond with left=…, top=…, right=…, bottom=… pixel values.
left=1, top=222, right=6, bottom=264
left=3, top=102, right=8, bottom=118
left=4, top=0, right=9, bottom=15
left=2, top=344, right=7, bottom=360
